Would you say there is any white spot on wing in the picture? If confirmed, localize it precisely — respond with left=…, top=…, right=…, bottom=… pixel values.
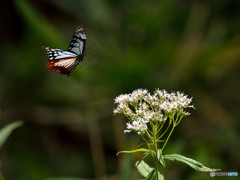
left=80, top=33, right=86, bottom=40
left=55, top=59, right=76, bottom=66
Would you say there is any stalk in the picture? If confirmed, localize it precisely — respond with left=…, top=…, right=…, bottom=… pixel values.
left=161, top=117, right=175, bottom=151
left=152, top=124, right=160, bottom=180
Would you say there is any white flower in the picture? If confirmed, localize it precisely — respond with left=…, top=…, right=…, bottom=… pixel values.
left=113, top=102, right=127, bottom=114
left=144, top=110, right=154, bottom=121
left=114, top=88, right=194, bottom=135
left=125, top=118, right=148, bottom=134
left=143, top=93, right=154, bottom=104
left=175, top=92, right=193, bottom=109
left=124, top=106, right=135, bottom=117
left=154, top=89, right=165, bottom=99
left=151, top=111, right=165, bottom=122
left=135, top=102, right=149, bottom=116
left=114, top=94, right=130, bottom=104
left=129, top=89, right=148, bottom=103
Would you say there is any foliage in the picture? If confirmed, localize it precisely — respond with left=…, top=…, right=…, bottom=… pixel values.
left=0, top=121, right=23, bottom=149
left=0, top=121, right=23, bottom=179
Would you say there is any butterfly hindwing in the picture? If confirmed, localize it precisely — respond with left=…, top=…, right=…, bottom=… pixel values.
left=43, top=47, right=78, bottom=76
left=67, top=26, right=86, bottom=55
left=47, top=58, right=78, bottom=76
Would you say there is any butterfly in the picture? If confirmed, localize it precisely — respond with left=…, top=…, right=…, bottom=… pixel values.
left=43, top=26, right=87, bottom=76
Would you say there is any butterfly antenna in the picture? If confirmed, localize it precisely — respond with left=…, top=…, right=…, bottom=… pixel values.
left=85, top=42, right=96, bottom=52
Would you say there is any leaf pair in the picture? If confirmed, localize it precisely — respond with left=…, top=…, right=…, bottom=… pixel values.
left=118, top=148, right=220, bottom=179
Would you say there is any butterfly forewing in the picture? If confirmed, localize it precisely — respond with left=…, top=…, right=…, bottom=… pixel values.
left=43, top=47, right=77, bottom=61
left=67, top=26, right=86, bottom=55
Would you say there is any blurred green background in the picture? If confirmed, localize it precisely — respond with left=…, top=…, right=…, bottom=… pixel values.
left=0, top=0, right=239, bottom=179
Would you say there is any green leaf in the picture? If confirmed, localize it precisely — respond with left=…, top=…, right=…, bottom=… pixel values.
left=159, top=173, right=164, bottom=180
left=14, top=0, right=64, bottom=47
left=154, top=172, right=164, bottom=180
left=0, top=121, right=23, bottom=149
left=146, top=170, right=164, bottom=180
left=141, top=150, right=152, bottom=161
left=164, top=154, right=221, bottom=172
left=157, top=149, right=165, bottom=167
left=135, top=160, right=153, bottom=178
left=136, top=161, right=165, bottom=179
left=136, top=150, right=153, bottom=166
left=157, top=139, right=165, bottom=143
left=135, top=150, right=152, bottom=169
left=146, top=170, right=156, bottom=180
left=117, top=148, right=149, bottom=156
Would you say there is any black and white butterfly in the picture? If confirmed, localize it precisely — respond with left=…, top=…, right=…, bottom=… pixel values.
left=43, top=26, right=86, bottom=76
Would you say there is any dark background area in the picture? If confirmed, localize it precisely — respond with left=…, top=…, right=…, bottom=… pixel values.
left=0, top=0, right=239, bottom=179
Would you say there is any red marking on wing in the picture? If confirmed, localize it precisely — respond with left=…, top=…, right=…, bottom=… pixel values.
left=47, top=57, right=77, bottom=75
left=47, top=62, right=64, bottom=73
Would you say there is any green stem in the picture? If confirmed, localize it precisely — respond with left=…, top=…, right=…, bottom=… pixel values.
left=156, top=121, right=165, bottom=134
left=161, top=118, right=176, bottom=152
left=142, top=128, right=160, bottom=178
left=175, top=115, right=183, bottom=126
left=145, top=129, right=153, bottom=140
left=152, top=124, right=159, bottom=180
left=141, top=134, right=152, bottom=153
left=158, top=119, right=172, bottom=140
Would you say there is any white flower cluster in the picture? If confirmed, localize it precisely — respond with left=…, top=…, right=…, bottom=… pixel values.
left=114, top=89, right=194, bottom=134
left=124, top=118, right=148, bottom=134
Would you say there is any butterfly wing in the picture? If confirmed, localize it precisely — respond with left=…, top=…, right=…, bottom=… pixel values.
left=43, top=46, right=79, bottom=76
left=67, top=26, right=87, bottom=55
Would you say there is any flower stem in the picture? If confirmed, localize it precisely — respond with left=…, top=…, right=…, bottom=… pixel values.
left=157, top=119, right=172, bottom=140
left=161, top=118, right=176, bottom=152
left=152, top=124, right=160, bottom=180
left=156, top=121, right=165, bottom=134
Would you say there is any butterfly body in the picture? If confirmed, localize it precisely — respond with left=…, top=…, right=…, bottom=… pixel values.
left=43, top=26, right=86, bottom=76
